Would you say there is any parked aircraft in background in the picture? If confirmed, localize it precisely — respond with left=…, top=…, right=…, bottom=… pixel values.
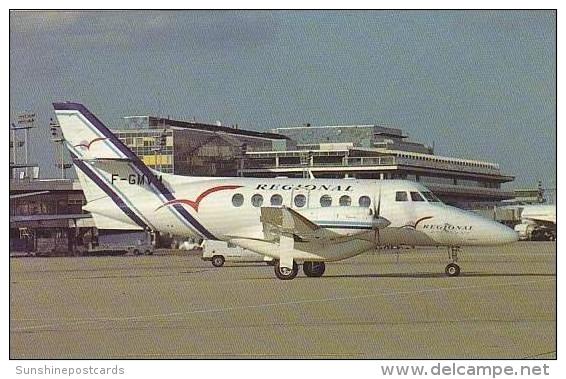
left=54, top=102, right=518, bottom=280
left=513, top=205, right=556, bottom=241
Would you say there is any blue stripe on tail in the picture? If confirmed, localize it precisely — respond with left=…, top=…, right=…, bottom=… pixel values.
left=54, top=102, right=217, bottom=240
left=71, top=152, right=148, bottom=229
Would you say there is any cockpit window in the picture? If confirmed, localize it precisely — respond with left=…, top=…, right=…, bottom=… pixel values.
left=395, top=191, right=408, bottom=202
left=421, top=191, right=441, bottom=202
left=410, top=191, right=425, bottom=202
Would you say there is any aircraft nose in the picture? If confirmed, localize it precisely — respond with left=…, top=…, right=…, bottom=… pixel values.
left=492, top=222, right=519, bottom=244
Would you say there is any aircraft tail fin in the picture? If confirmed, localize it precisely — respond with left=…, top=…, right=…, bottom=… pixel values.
left=52, top=102, right=216, bottom=239
left=54, top=102, right=135, bottom=161
left=53, top=102, right=158, bottom=230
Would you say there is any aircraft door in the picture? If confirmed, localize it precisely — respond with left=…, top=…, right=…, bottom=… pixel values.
left=378, top=184, right=407, bottom=227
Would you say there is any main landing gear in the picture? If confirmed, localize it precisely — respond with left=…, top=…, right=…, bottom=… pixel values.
left=445, top=246, right=461, bottom=277
left=303, top=261, right=326, bottom=277
left=273, top=261, right=326, bottom=280
left=274, top=260, right=298, bottom=280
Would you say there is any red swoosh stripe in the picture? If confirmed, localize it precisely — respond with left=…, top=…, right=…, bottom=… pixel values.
left=414, top=216, right=434, bottom=228
left=74, top=137, right=107, bottom=150
left=155, top=185, right=243, bottom=212
left=400, top=216, right=434, bottom=229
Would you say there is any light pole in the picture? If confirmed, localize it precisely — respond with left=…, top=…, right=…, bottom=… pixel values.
left=10, top=125, right=16, bottom=165
left=152, top=129, right=167, bottom=172
left=50, top=118, right=67, bottom=179
left=239, top=143, right=248, bottom=177
left=10, top=123, right=25, bottom=178
left=16, top=112, right=35, bottom=178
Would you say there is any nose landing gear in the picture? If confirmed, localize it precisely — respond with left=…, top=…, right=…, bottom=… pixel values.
left=445, top=246, right=461, bottom=277
left=445, top=262, right=460, bottom=276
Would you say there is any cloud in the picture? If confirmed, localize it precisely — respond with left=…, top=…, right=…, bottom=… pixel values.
left=10, top=10, right=82, bottom=33
left=10, top=11, right=279, bottom=51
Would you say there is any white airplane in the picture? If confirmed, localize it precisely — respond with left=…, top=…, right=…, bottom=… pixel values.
left=511, top=204, right=556, bottom=241
left=519, top=204, right=556, bottom=225
left=53, top=102, right=518, bottom=280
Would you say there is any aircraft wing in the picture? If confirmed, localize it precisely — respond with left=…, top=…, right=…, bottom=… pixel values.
left=260, top=206, right=336, bottom=242
left=524, top=218, right=556, bottom=228
left=224, top=206, right=375, bottom=262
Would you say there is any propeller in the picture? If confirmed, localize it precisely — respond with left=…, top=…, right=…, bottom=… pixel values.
left=372, top=184, right=391, bottom=248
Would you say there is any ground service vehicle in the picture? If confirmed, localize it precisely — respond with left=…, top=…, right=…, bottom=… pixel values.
left=87, top=231, right=154, bottom=255
left=201, top=240, right=274, bottom=267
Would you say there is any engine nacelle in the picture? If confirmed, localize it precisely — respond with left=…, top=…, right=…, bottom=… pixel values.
left=298, top=206, right=389, bottom=236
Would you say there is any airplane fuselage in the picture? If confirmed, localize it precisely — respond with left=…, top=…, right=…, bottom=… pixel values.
left=54, top=101, right=519, bottom=278
left=86, top=174, right=518, bottom=262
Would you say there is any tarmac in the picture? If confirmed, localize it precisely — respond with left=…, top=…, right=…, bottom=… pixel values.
left=10, top=241, right=556, bottom=359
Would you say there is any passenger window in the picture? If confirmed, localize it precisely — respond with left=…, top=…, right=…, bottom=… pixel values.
left=339, top=195, right=351, bottom=206
left=251, top=194, right=263, bottom=207
left=270, top=194, right=283, bottom=206
left=410, top=191, right=425, bottom=202
left=421, top=191, right=440, bottom=202
left=227, top=242, right=236, bottom=248
left=232, top=193, right=244, bottom=207
left=358, top=196, right=371, bottom=207
left=294, top=194, right=306, bottom=208
left=395, top=191, right=408, bottom=202
left=320, top=195, right=332, bottom=207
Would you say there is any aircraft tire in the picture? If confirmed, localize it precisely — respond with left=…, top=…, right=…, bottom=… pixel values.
left=303, top=261, right=326, bottom=277
left=445, top=263, right=460, bottom=277
left=274, top=261, right=298, bottom=280
left=212, top=255, right=225, bottom=267
left=132, top=249, right=141, bottom=256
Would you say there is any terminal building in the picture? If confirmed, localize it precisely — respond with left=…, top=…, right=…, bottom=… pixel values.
left=275, top=124, right=433, bottom=154
left=112, top=118, right=514, bottom=208
left=9, top=179, right=94, bottom=255
left=113, top=116, right=294, bottom=176
left=240, top=124, right=514, bottom=208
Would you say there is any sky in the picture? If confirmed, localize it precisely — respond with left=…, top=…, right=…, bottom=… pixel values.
left=9, top=10, right=556, bottom=189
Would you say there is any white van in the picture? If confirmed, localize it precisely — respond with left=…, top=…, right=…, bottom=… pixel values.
left=201, top=240, right=274, bottom=267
